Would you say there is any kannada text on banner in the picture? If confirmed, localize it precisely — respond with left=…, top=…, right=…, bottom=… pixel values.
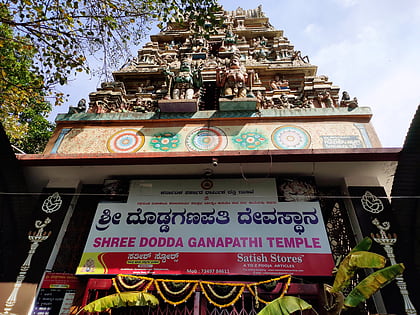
left=77, top=178, right=334, bottom=276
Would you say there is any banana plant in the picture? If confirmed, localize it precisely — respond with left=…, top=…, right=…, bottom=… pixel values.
left=343, top=263, right=405, bottom=308
left=324, top=237, right=405, bottom=314
left=77, top=291, right=159, bottom=313
left=258, top=237, right=404, bottom=315
left=331, top=238, right=386, bottom=293
left=257, top=295, right=313, bottom=315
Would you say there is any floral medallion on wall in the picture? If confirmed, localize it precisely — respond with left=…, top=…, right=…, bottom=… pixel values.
left=233, top=132, right=267, bottom=150
left=107, top=129, right=145, bottom=153
left=271, top=126, right=311, bottom=149
left=150, top=132, right=180, bottom=151
left=185, top=127, right=228, bottom=151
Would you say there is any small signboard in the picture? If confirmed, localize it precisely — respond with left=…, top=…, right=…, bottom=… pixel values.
left=32, top=273, right=80, bottom=315
left=321, top=135, right=364, bottom=148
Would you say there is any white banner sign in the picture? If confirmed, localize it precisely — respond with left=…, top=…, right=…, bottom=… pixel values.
left=77, top=178, right=334, bottom=276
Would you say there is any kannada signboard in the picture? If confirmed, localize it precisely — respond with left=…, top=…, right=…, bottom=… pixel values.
left=32, top=273, right=80, bottom=315
left=77, top=178, right=334, bottom=276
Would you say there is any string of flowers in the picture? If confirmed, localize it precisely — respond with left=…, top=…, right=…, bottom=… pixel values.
left=247, top=275, right=292, bottom=304
left=159, top=280, right=197, bottom=295
left=112, top=277, right=120, bottom=294
left=201, top=281, right=242, bottom=300
left=155, top=279, right=199, bottom=305
left=199, top=281, right=245, bottom=308
left=253, top=284, right=259, bottom=308
left=113, top=274, right=154, bottom=292
left=110, top=275, right=293, bottom=308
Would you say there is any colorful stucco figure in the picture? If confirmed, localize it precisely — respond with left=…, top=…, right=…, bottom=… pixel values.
left=217, top=53, right=248, bottom=98
left=163, top=59, right=201, bottom=100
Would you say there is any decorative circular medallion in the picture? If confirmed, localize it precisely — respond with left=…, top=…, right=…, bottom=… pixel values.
left=186, top=127, right=228, bottom=151
left=150, top=132, right=180, bottom=151
left=107, top=129, right=145, bottom=153
left=233, top=132, right=267, bottom=150
left=271, top=126, right=310, bottom=149
left=201, top=179, right=214, bottom=190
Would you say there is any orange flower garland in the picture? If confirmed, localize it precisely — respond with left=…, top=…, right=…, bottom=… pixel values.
left=247, top=275, right=292, bottom=304
left=110, top=275, right=292, bottom=308
left=199, top=281, right=245, bottom=308
left=113, top=274, right=154, bottom=293
left=155, top=279, right=199, bottom=305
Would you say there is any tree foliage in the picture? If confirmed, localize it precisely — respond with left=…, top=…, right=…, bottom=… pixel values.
left=0, top=0, right=221, bottom=86
left=14, top=101, right=55, bottom=154
left=0, top=0, right=219, bottom=152
left=0, top=5, right=54, bottom=153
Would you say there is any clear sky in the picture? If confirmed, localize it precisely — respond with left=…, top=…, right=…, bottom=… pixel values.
left=52, top=0, right=420, bottom=148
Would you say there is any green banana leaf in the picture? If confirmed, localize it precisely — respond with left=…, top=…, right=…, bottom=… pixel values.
left=349, top=237, right=372, bottom=253
left=257, top=296, right=312, bottom=315
left=332, top=251, right=386, bottom=292
left=82, top=291, right=159, bottom=312
left=344, top=263, right=405, bottom=308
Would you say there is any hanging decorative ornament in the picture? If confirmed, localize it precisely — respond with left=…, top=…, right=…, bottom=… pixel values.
left=114, top=275, right=154, bottom=293
left=107, top=275, right=293, bottom=309
left=247, top=275, right=292, bottom=305
left=155, top=279, right=199, bottom=305
left=200, top=281, right=245, bottom=308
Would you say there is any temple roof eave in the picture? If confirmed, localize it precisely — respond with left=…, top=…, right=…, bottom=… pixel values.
left=263, top=64, right=317, bottom=76
left=230, top=29, right=283, bottom=38
left=54, top=107, right=373, bottom=124
left=113, top=64, right=318, bottom=78
left=17, top=148, right=400, bottom=167
left=113, top=69, right=163, bottom=79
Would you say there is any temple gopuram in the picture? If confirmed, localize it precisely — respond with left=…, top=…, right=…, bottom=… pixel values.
left=49, top=5, right=374, bottom=155
left=1, top=5, right=417, bottom=315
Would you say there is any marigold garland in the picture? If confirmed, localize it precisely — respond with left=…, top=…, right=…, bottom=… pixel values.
left=112, top=277, right=120, bottom=293
left=201, top=282, right=242, bottom=300
left=159, top=280, right=195, bottom=295
left=114, top=274, right=154, bottom=292
left=251, top=275, right=291, bottom=286
left=110, top=275, right=292, bottom=308
left=155, top=280, right=199, bottom=305
left=247, top=275, right=292, bottom=304
left=200, top=281, right=246, bottom=288
left=199, top=281, right=245, bottom=308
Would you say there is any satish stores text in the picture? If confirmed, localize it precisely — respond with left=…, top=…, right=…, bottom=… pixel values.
left=237, top=253, right=303, bottom=263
